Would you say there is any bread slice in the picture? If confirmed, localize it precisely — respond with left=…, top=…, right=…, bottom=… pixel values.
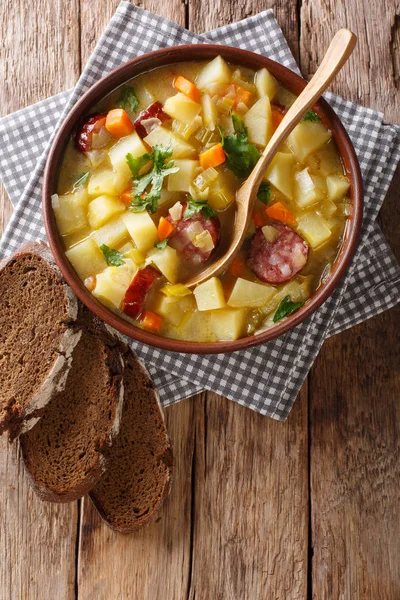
left=0, top=241, right=81, bottom=437
left=20, top=307, right=124, bottom=502
left=89, top=340, right=173, bottom=533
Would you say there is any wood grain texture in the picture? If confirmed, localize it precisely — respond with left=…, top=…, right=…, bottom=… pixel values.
left=0, top=2, right=81, bottom=599
left=300, top=2, right=400, bottom=598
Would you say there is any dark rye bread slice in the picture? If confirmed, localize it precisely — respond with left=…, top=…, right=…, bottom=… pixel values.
left=89, top=340, right=173, bottom=533
left=20, top=307, right=124, bottom=502
left=0, top=241, right=80, bottom=437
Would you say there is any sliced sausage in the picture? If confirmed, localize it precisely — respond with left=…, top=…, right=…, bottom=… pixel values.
left=134, top=102, right=170, bottom=138
left=165, top=203, right=221, bottom=264
left=122, top=265, right=160, bottom=319
left=248, top=223, right=308, bottom=284
left=75, top=114, right=108, bottom=154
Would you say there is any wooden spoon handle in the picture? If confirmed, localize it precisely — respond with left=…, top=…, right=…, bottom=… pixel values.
left=243, top=28, right=357, bottom=194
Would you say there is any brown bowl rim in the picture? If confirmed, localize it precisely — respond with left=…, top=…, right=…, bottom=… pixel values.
left=43, top=44, right=363, bottom=355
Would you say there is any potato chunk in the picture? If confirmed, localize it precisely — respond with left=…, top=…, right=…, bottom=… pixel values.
left=228, top=278, right=276, bottom=308
left=144, top=126, right=196, bottom=159
left=255, top=68, right=278, bottom=100
left=65, top=238, right=107, bottom=280
left=193, top=277, right=226, bottom=311
left=87, top=195, right=126, bottom=229
left=167, top=160, right=200, bottom=192
left=264, top=152, right=295, bottom=200
left=109, top=131, right=148, bottom=178
left=287, top=121, right=331, bottom=162
left=294, top=168, right=326, bottom=208
left=88, top=169, right=130, bottom=197
left=210, top=308, right=247, bottom=341
left=164, top=93, right=202, bottom=125
left=196, top=56, right=231, bottom=90
left=243, top=95, right=272, bottom=147
left=147, top=245, right=180, bottom=284
left=122, top=211, right=158, bottom=252
left=52, top=188, right=89, bottom=236
left=93, top=259, right=137, bottom=308
left=296, top=213, right=332, bottom=248
left=326, top=174, right=350, bottom=201
left=90, top=217, right=129, bottom=249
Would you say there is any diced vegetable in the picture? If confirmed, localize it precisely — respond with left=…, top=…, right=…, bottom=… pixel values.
left=264, top=152, right=295, bottom=200
left=174, top=75, right=201, bottom=102
left=124, top=248, right=146, bottom=267
left=265, top=202, right=295, bottom=225
left=193, top=277, right=225, bottom=311
left=90, top=216, right=129, bottom=249
left=87, top=195, right=126, bottom=229
left=167, top=159, right=200, bottom=192
left=216, top=96, right=235, bottom=115
left=122, top=211, right=158, bottom=252
left=253, top=208, right=266, bottom=228
left=199, top=143, right=226, bottom=169
left=144, top=126, right=196, bottom=159
left=243, top=95, right=272, bottom=147
left=153, top=294, right=195, bottom=327
left=287, top=121, right=332, bottom=162
left=163, top=92, right=202, bottom=125
left=255, top=68, right=278, bottom=100
left=169, top=201, right=183, bottom=221
left=147, top=245, right=180, bottom=283
left=120, top=185, right=133, bottom=206
left=296, top=212, right=332, bottom=248
left=294, top=168, right=326, bottom=208
left=52, top=188, right=89, bottom=236
left=161, top=283, right=192, bottom=297
left=122, top=265, right=160, bottom=319
left=209, top=308, right=247, bottom=341
left=93, top=259, right=137, bottom=308
left=208, top=172, right=236, bottom=210
left=109, top=132, right=148, bottom=178
left=196, top=56, right=231, bottom=89
left=171, top=115, right=203, bottom=140
left=227, top=278, right=276, bottom=308
left=326, top=174, right=350, bottom=201
left=271, top=104, right=285, bottom=130
left=202, top=94, right=218, bottom=131
left=192, top=230, right=215, bottom=252
left=141, top=310, right=163, bottom=332
left=262, top=225, right=280, bottom=243
left=307, top=143, right=343, bottom=176
left=88, top=169, right=130, bottom=197
left=158, top=216, right=175, bottom=241
left=65, top=238, right=107, bottom=280
left=233, top=86, right=252, bottom=107
left=105, top=108, right=134, bottom=138
left=193, top=167, right=219, bottom=192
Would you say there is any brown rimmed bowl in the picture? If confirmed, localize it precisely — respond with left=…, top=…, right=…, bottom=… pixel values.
left=43, top=45, right=363, bottom=354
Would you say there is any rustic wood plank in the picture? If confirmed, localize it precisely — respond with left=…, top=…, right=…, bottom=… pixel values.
left=0, top=1, right=81, bottom=599
left=300, top=2, right=400, bottom=598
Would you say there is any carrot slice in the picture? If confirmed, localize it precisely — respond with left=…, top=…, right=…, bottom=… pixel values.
left=252, top=208, right=266, bottom=228
left=174, top=75, right=201, bottom=103
left=229, top=255, right=247, bottom=277
left=199, top=143, right=226, bottom=169
left=233, top=86, right=252, bottom=107
left=158, top=216, right=175, bottom=241
left=105, top=108, right=134, bottom=138
left=120, top=184, right=133, bottom=206
left=141, top=310, right=163, bottom=333
left=265, top=201, right=295, bottom=225
left=271, top=104, right=285, bottom=130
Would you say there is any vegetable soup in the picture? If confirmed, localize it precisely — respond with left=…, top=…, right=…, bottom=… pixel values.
left=55, top=56, right=351, bottom=342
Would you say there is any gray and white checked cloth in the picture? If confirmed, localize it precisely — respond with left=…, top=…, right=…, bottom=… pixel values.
left=0, top=3, right=399, bottom=420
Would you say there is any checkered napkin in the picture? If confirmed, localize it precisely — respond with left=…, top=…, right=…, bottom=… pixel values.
left=1, top=3, right=400, bottom=420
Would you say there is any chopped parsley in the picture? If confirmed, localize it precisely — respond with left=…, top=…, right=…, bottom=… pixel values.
left=100, top=244, right=125, bottom=267
left=257, top=181, right=271, bottom=205
left=117, top=86, right=139, bottom=113
left=183, top=197, right=217, bottom=220
left=73, top=172, right=90, bottom=188
left=126, top=145, right=179, bottom=214
left=219, top=114, right=261, bottom=178
left=273, top=295, right=304, bottom=323
left=301, top=110, right=320, bottom=122
left=154, top=240, right=168, bottom=250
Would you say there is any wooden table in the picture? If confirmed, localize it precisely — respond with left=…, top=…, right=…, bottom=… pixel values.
left=1, top=1, right=399, bottom=598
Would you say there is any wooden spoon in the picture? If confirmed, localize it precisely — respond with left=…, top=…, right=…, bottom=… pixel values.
left=185, top=28, right=357, bottom=288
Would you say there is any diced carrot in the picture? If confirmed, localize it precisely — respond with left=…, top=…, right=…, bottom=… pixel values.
left=174, top=75, right=201, bottom=103
left=199, top=143, right=226, bottom=169
left=120, top=183, right=133, bottom=206
left=265, top=201, right=295, bottom=225
left=141, top=310, right=163, bottom=333
left=271, top=104, right=286, bottom=130
left=252, top=208, right=266, bottom=228
left=158, top=216, right=175, bottom=241
left=105, top=108, right=134, bottom=138
left=233, top=86, right=252, bottom=107
left=229, top=255, right=247, bottom=277
left=84, top=275, right=96, bottom=291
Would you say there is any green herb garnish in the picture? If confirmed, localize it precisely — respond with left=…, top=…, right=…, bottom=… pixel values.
left=117, top=86, right=139, bottom=113
left=126, top=145, right=179, bottom=214
left=273, top=295, right=304, bottom=323
left=257, top=181, right=271, bottom=205
left=100, top=244, right=125, bottom=267
left=73, top=172, right=90, bottom=188
left=154, top=240, right=168, bottom=250
left=219, top=115, right=261, bottom=178
left=183, top=197, right=217, bottom=220
left=301, top=110, right=320, bottom=122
